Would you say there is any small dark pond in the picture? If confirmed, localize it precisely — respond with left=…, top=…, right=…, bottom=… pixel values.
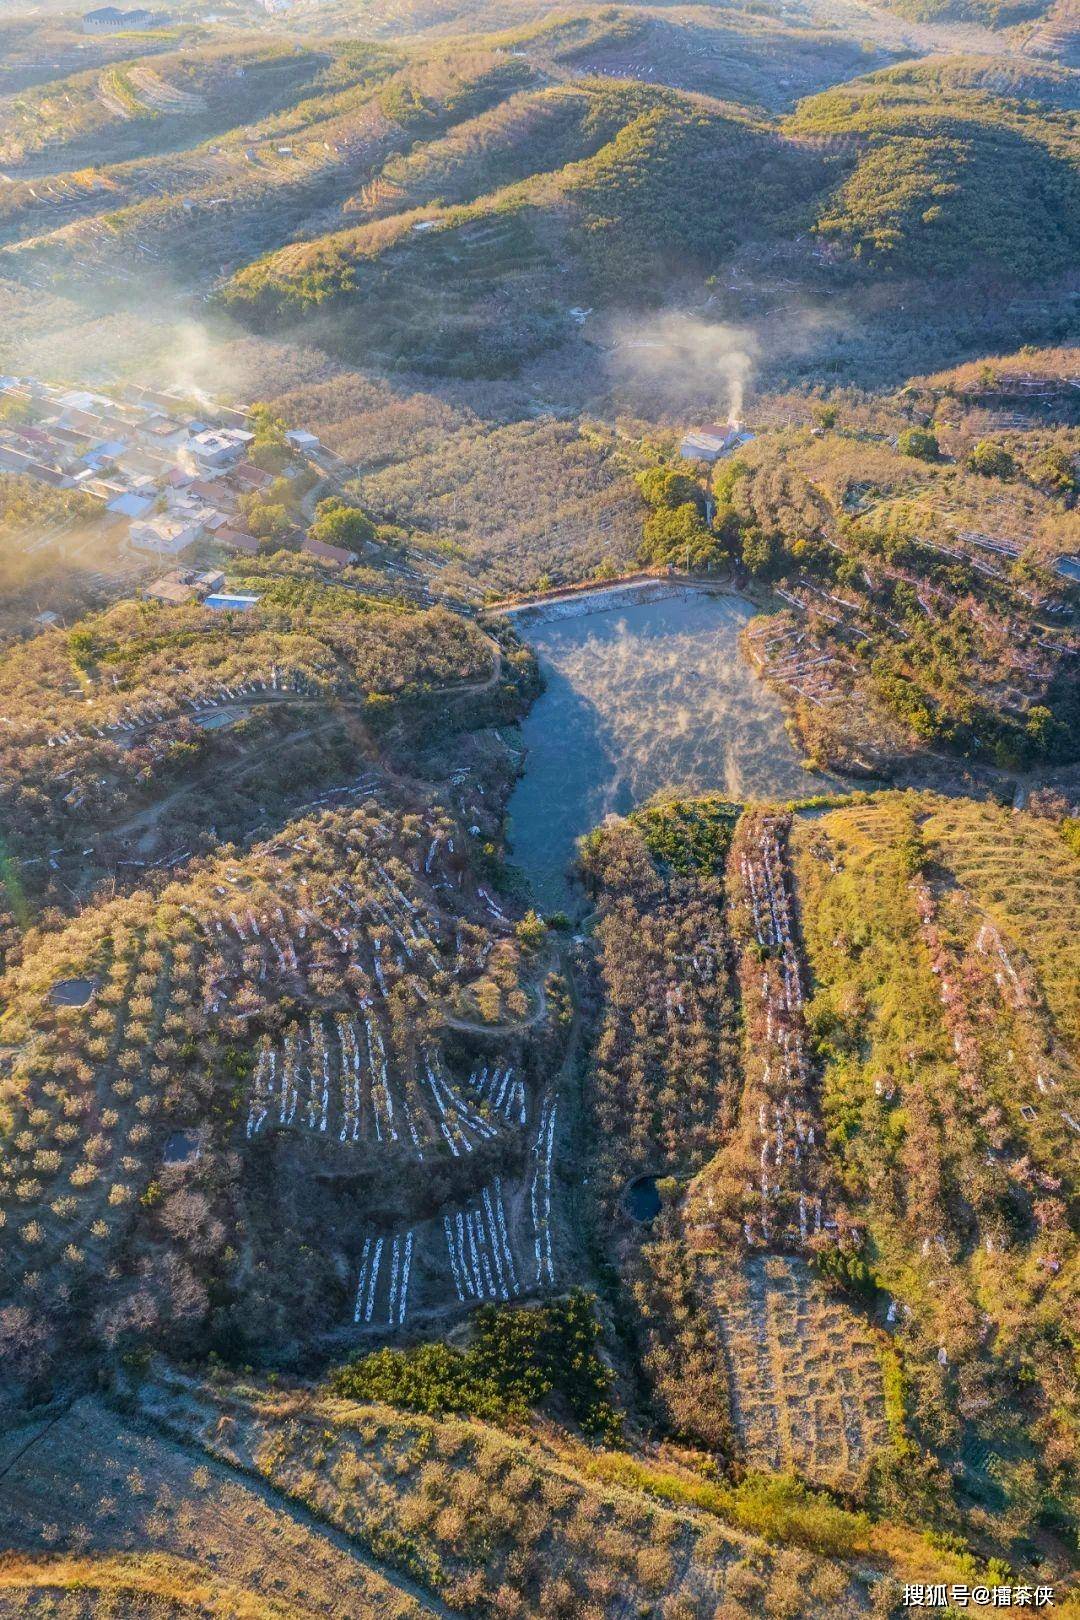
left=626, top=1175, right=661, bottom=1224
left=50, top=977, right=95, bottom=1007
left=163, top=1130, right=199, bottom=1164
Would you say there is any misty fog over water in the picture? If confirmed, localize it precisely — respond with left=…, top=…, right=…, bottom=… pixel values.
left=507, top=590, right=826, bottom=910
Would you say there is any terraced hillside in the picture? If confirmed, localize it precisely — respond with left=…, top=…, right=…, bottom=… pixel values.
left=702, top=380, right=1080, bottom=776
left=0, top=786, right=567, bottom=1396
left=787, top=57, right=1080, bottom=278
left=0, top=1377, right=937, bottom=1620
left=0, top=582, right=531, bottom=975
left=792, top=792, right=1079, bottom=1543
left=208, top=48, right=1080, bottom=376
left=583, top=790, right=1078, bottom=1579
left=1, top=14, right=1079, bottom=391
left=0, top=42, right=371, bottom=173
left=700, top=1253, right=890, bottom=1490
left=2, top=0, right=1080, bottom=1610
left=220, top=85, right=824, bottom=373
left=0, top=46, right=529, bottom=305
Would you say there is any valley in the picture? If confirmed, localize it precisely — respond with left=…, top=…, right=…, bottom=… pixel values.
left=0, top=0, right=1078, bottom=1614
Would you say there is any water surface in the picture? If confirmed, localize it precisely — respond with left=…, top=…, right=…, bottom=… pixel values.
left=507, top=590, right=821, bottom=909
left=626, top=1176, right=662, bottom=1224
left=50, top=977, right=95, bottom=1007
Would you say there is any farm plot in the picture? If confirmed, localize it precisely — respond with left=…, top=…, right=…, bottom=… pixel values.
left=0, top=591, right=495, bottom=755
left=205, top=813, right=529, bottom=1165
left=0, top=590, right=499, bottom=962
left=789, top=793, right=1080, bottom=1477
left=577, top=807, right=740, bottom=1212
left=744, top=606, right=857, bottom=711
left=0, top=1397, right=435, bottom=1620
left=345, top=1087, right=561, bottom=1334
left=698, top=1253, right=889, bottom=1491
left=0, top=798, right=544, bottom=1376
left=688, top=811, right=841, bottom=1253
left=125, top=1366, right=891, bottom=1620
left=913, top=878, right=1080, bottom=1168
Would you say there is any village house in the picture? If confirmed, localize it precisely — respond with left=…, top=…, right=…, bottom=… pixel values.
left=106, top=490, right=157, bottom=520
left=215, top=526, right=260, bottom=554
left=303, top=535, right=355, bottom=568
left=116, top=445, right=174, bottom=482
left=135, top=415, right=190, bottom=452
left=129, top=514, right=202, bottom=557
left=55, top=405, right=135, bottom=445
left=50, top=432, right=93, bottom=463
left=82, top=6, right=158, bottom=31
left=183, top=428, right=254, bottom=474
left=230, top=461, right=274, bottom=494
left=0, top=444, right=73, bottom=486
left=6, top=426, right=52, bottom=452
left=285, top=429, right=321, bottom=453
left=678, top=424, right=752, bottom=463
left=187, top=477, right=236, bottom=510
left=145, top=568, right=225, bottom=604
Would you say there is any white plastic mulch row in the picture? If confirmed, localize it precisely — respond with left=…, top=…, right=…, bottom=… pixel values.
left=443, top=1179, right=519, bottom=1304
left=529, top=1093, right=558, bottom=1288
left=470, top=1065, right=527, bottom=1128
left=743, top=822, right=825, bottom=1248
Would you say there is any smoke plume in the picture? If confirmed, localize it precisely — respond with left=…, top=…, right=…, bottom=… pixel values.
left=605, top=312, right=759, bottom=424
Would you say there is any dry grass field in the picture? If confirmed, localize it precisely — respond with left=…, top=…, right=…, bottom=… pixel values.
left=0, top=1372, right=911, bottom=1620
left=0, top=1397, right=437, bottom=1619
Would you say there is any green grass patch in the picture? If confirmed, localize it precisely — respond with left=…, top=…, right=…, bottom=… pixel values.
left=582, top=1454, right=871, bottom=1557
left=631, top=795, right=742, bottom=875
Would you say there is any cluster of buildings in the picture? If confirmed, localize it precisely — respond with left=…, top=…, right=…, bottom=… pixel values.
left=82, top=7, right=169, bottom=32
left=0, top=377, right=321, bottom=562
left=143, top=566, right=260, bottom=612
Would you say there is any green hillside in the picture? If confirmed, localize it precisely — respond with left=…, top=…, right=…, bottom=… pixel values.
left=789, top=60, right=1080, bottom=277
left=0, top=41, right=366, bottom=172
left=791, top=793, right=1079, bottom=1542
left=703, top=404, right=1080, bottom=774
left=221, top=85, right=822, bottom=374
left=0, top=45, right=535, bottom=299
left=873, top=0, right=1049, bottom=28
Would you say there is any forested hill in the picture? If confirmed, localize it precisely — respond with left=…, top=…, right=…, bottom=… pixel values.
left=2, top=9, right=1079, bottom=382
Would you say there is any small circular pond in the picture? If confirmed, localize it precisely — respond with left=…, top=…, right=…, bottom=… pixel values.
left=50, top=977, right=95, bottom=1008
left=626, top=1175, right=661, bottom=1224
left=163, top=1130, right=199, bottom=1164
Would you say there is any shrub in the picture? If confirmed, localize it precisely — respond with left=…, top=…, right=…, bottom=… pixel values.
left=310, top=498, right=377, bottom=551
left=966, top=441, right=1016, bottom=479
left=640, top=502, right=721, bottom=570
left=635, top=467, right=702, bottom=511
left=330, top=1291, right=619, bottom=1439
left=898, top=427, right=939, bottom=461
left=1029, top=445, right=1077, bottom=499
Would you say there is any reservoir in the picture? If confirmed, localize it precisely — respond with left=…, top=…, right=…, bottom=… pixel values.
left=506, top=588, right=824, bottom=910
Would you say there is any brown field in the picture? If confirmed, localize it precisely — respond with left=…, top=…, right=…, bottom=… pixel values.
left=698, top=1253, right=890, bottom=1491
left=0, top=1398, right=437, bottom=1619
